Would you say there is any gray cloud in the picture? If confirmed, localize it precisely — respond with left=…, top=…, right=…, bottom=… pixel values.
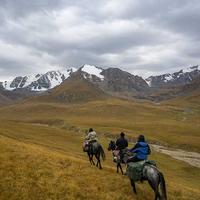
left=0, top=0, right=199, bottom=80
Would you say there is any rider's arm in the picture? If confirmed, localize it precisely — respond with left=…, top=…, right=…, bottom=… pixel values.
left=85, top=133, right=90, bottom=140
left=130, top=143, right=140, bottom=152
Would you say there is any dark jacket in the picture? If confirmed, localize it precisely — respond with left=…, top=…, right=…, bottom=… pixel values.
left=116, top=137, right=128, bottom=150
left=130, top=142, right=151, bottom=160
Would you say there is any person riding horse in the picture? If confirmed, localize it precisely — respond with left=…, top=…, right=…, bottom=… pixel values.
left=126, top=135, right=151, bottom=163
left=84, top=128, right=105, bottom=169
left=116, top=132, right=128, bottom=162
left=85, top=128, right=98, bottom=143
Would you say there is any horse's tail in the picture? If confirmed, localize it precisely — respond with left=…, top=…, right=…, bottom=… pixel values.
left=99, top=145, right=106, bottom=161
left=159, top=172, right=167, bottom=200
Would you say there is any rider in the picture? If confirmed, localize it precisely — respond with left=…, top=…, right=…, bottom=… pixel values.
left=126, top=135, right=151, bottom=163
left=116, top=132, right=128, bottom=162
left=85, top=128, right=98, bottom=144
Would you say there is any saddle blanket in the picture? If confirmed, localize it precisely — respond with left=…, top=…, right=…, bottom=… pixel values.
left=126, top=160, right=156, bottom=181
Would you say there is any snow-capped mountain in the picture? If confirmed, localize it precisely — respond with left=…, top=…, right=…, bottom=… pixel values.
left=146, top=65, right=200, bottom=87
left=81, top=64, right=104, bottom=80
left=77, top=65, right=148, bottom=93
left=1, top=64, right=200, bottom=104
left=2, top=67, right=77, bottom=91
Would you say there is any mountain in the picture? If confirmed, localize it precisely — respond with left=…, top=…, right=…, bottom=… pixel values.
left=1, top=64, right=200, bottom=103
left=32, top=72, right=108, bottom=103
left=77, top=65, right=148, bottom=99
left=2, top=68, right=77, bottom=91
left=146, top=65, right=200, bottom=88
left=0, top=65, right=149, bottom=103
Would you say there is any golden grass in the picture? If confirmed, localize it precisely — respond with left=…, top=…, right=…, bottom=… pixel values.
left=0, top=97, right=199, bottom=151
left=0, top=121, right=200, bottom=200
left=0, top=95, right=199, bottom=199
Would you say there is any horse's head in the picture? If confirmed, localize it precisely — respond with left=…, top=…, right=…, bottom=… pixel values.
left=108, top=140, right=116, bottom=151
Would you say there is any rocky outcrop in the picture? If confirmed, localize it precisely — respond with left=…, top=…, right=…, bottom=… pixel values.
left=100, top=68, right=148, bottom=92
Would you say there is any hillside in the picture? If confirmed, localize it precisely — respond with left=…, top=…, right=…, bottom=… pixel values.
left=0, top=120, right=199, bottom=200
left=0, top=87, right=36, bottom=106
left=164, top=76, right=200, bottom=107
left=0, top=95, right=199, bottom=152
left=31, top=73, right=108, bottom=103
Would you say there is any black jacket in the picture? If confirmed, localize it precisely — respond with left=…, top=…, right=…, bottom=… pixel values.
left=116, top=137, right=128, bottom=150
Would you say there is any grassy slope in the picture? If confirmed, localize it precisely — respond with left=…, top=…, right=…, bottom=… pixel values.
left=0, top=90, right=199, bottom=199
left=0, top=96, right=199, bottom=152
left=30, top=74, right=108, bottom=104
left=0, top=121, right=200, bottom=200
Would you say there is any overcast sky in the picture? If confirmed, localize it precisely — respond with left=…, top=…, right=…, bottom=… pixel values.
left=0, top=0, right=200, bottom=80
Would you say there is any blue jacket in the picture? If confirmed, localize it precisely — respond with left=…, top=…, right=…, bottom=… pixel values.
left=130, top=142, right=151, bottom=160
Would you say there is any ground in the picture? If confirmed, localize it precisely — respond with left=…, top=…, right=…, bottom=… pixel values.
left=0, top=119, right=199, bottom=200
left=0, top=97, right=199, bottom=199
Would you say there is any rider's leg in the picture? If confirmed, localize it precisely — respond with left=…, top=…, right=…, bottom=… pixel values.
left=126, top=156, right=141, bottom=163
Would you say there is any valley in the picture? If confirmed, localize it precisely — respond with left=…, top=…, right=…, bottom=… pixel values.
left=0, top=117, right=200, bottom=200
left=0, top=65, right=199, bottom=199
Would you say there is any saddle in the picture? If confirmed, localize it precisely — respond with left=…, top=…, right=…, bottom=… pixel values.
left=82, top=141, right=89, bottom=152
left=126, top=160, right=157, bottom=182
left=82, top=140, right=97, bottom=152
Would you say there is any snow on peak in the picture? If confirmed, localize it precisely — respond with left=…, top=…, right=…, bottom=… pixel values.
left=81, top=65, right=104, bottom=80
left=182, top=65, right=199, bottom=73
left=164, top=74, right=173, bottom=82
left=145, top=78, right=152, bottom=86
left=2, top=67, right=78, bottom=92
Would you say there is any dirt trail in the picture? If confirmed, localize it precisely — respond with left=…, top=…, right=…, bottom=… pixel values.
left=152, top=144, right=200, bottom=168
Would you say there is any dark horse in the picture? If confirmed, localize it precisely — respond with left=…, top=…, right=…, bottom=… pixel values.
left=108, top=140, right=124, bottom=174
left=84, top=141, right=106, bottom=169
left=108, top=141, right=167, bottom=200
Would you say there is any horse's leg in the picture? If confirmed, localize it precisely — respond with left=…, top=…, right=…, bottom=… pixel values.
left=148, top=180, right=160, bottom=200
left=119, top=163, right=124, bottom=175
left=130, top=179, right=137, bottom=194
left=95, top=153, right=101, bottom=169
left=96, top=153, right=102, bottom=169
left=91, top=155, right=95, bottom=165
left=90, top=154, right=95, bottom=165
left=116, top=163, right=119, bottom=173
left=95, top=154, right=99, bottom=167
left=98, top=155, right=102, bottom=169
left=87, top=152, right=92, bottom=165
left=98, top=158, right=102, bottom=169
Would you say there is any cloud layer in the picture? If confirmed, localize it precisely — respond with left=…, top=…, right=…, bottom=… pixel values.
left=0, top=0, right=199, bottom=80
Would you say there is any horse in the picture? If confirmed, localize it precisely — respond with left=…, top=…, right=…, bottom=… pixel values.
left=84, top=141, right=106, bottom=169
left=107, top=140, right=124, bottom=174
left=129, top=163, right=167, bottom=200
left=108, top=140, right=167, bottom=200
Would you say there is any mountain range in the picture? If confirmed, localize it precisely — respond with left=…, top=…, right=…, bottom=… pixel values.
left=0, top=64, right=199, bottom=104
